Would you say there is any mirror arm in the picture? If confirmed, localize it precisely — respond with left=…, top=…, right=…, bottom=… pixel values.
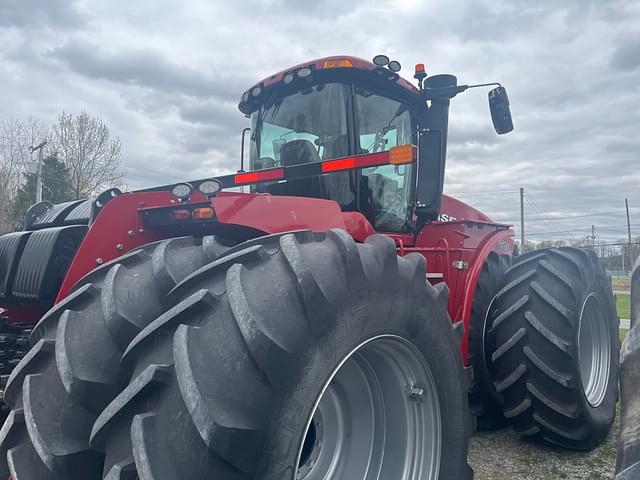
left=422, top=85, right=467, bottom=100
left=466, top=82, right=502, bottom=89
left=422, top=81, right=503, bottom=100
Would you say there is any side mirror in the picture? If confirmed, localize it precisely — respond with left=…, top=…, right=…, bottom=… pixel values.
left=488, top=86, right=513, bottom=134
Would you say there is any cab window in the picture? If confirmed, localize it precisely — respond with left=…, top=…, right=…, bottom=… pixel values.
left=249, top=83, right=350, bottom=170
left=355, top=88, right=416, bottom=231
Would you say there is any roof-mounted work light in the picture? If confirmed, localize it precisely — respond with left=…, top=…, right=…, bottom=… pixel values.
left=388, top=60, right=401, bottom=72
left=372, top=54, right=390, bottom=67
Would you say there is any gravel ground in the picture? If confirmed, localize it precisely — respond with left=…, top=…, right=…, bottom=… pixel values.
left=468, top=414, right=618, bottom=480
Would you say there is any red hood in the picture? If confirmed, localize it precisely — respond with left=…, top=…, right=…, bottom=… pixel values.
left=439, top=194, right=503, bottom=224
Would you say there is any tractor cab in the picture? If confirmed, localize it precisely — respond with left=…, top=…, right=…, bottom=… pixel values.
left=239, top=55, right=513, bottom=234
left=243, top=59, right=422, bottom=232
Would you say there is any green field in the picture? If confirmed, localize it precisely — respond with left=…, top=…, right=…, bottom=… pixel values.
left=612, top=275, right=631, bottom=291
left=617, top=293, right=631, bottom=319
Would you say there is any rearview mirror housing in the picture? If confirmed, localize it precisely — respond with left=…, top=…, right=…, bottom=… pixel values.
left=488, top=86, right=514, bottom=134
left=415, top=129, right=444, bottom=224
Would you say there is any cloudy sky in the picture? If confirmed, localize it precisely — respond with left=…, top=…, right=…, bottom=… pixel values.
left=1, top=0, right=639, bottom=243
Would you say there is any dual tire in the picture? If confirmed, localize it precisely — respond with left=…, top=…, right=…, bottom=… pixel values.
left=467, top=252, right=510, bottom=430
left=484, top=247, right=619, bottom=449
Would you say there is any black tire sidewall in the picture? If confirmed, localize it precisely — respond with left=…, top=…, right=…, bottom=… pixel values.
left=258, top=287, right=469, bottom=480
left=490, top=248, right=620, bottom=449
left=468, top=252, right=509, bottom=425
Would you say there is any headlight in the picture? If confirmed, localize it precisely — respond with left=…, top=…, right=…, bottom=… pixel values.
left=373, top=54, right=390, bottom=66
left=297, top=67, right=312, bottom=78
left=171, top=183, right=193, bottom=200
left=198, top=179, right=223, bottom=196
left=388, top=60, right=401, bottom=72
left=284, top=72, right=294, bottom=84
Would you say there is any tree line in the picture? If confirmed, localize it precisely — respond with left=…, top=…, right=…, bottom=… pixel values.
left=522, top=237, right=640, bottom=272
left=0, top=112, right=122, bottom=234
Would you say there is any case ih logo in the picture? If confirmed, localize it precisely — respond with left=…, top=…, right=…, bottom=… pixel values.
left=438, top=213, right=457, bottom=222
left=497, top=239, right=512, bottom=253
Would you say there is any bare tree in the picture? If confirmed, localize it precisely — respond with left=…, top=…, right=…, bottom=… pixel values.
left=0, top=117, right=49, bottom=233
left=53, top=111, right=122, bottom=199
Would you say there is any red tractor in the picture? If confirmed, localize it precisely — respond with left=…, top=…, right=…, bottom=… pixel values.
left=0, top=55, right=619, bottom=480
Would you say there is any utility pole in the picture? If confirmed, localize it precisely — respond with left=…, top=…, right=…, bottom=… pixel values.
left=29, top=140, right=47, bottom=203
left=520, top=187, right=525, bottom=252
left=626, top=198, right=633, bottom=271
left=589, top=225, right=596, bottom=249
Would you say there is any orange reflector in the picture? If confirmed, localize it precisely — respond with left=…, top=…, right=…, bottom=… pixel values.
left=192, top=207, right=215, bottom=220
left=235, top=168, right=284, bottom=184
left=323, top=59, right=353, bottom=69
left=389, top=144, right=416, bottom=165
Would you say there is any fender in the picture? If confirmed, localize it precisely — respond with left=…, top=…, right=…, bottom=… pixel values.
left=55, top=191, right=351, bottom=302
left=457, top=227, right=515, bottom=363
left=410, top=217, right=514, bottom=362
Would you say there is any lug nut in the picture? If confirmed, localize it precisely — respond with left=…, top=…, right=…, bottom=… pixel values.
left=408, top=385, right=424, bottom=400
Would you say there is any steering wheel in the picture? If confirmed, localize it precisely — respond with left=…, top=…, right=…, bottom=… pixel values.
left=371, top=130, right=387, bottom=153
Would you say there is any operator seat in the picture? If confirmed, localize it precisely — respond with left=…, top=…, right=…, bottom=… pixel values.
left=267, top=139, right=323, bottom=198
left=322, top=135, right=355, bottom=209
left=280, top=139, right=321, bottom=166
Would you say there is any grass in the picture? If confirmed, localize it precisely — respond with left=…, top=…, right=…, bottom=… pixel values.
left=617, top=293, right=631, bottom=319
left=612, top=275, right=631, bottom=291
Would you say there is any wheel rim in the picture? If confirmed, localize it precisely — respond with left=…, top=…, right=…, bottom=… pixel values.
left=578, top=294, right=611, bottom=407
left=295, top=335, right=441, bottom=480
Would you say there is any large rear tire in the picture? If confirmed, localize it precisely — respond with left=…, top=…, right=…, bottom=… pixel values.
left=467, top=251, right=510, bottom=430
left=0, top=314, right=31, bottom=424
left=617, top=324, right=640, bottom=479
left=616, top=259, right=640, bottom=479
left=487, top=247, right=619, bottom=449
left=0, top=235, right=233, bottom=479
left=91, top=230, right=472, bottom=479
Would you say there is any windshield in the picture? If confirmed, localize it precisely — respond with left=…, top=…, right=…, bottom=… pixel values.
left=248, top=82, right=416, bottom=232
left=250, top=83, right=350, bottom=170
left=355, top=87, right=416, bottom=231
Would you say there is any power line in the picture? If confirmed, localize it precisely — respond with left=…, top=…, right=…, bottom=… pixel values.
left=527, top=224, right=640, bottom=237
left=576, top=241, right=640, bottom=249
left=525, top=193, right=555, bottom=222
left=525, top=198, right=553, bottom=224
left=517, top=210, right=629, bottom=222
left=449, top=189, right=520, bottom=195
left=495, top=211, right=634, bottom=224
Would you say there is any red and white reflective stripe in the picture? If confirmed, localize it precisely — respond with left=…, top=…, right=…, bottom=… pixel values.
left=215, top=148, right=414, bottom=189
left=147, top=145, right=416, bottom=195
left=235, top=168, right=285, bottom=185
left=321, top=151, right=389, bottom=173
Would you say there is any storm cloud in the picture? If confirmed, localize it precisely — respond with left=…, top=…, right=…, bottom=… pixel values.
left=1, top=0, right=639, bottom=242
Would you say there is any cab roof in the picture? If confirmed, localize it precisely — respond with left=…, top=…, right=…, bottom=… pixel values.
left=238, top=55, right=422, bottom=114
